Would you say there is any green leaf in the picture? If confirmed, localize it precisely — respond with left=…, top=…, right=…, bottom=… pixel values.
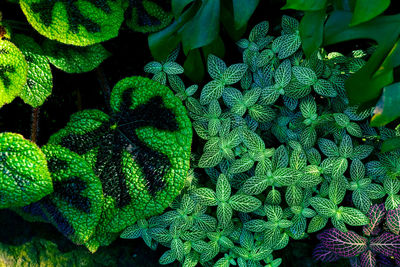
left=221, top=64, right=248, bottom=85
left=248, top=104, right=275, bottom=122
left=159, top=250, right=176, bottom=265
left=181, top=0, right=220, bottom=53
left=40, top=144, right=104, bottom=245
left=217, top=202, right=233, bottom=227
left=318, top=138, right=339, bottom=157
left=191, top=188, right=218, bottom=206
left=309, top=197, right=336, bottom=217
left=341, top=207, right=370, bottom=226
left=371, top=82, right=400, bottom=126
left=207, top=54, right=226, bottom=80
left=43, top=40, right=110, bottom=73
left=172, top=0, right=195, bottom=17
left=300, top=127, right=317, bottom=150
left=12, top=34, right=52, bottom=107
left=273, top=145, right=289, bottom=169
left=230, top=155, right=254, bottom=174
left=229, top=194, right=261, bottom=212
left=329, top=177, right=347, bottom=205
left=184, top=49, right=205, bottom=82
left=313, top=79, right=337, bottom=97
left=216, top=174, right=231, bottom=202
left=244, top=219, right=268, bottom=232
left=293, top=66, right=317, bottom=86
left=200, top=80, right=224, bottom=105
left=241, top=128, right=265, bottom=152
left=352, top=190, right=372, bottom=213
left=198, top=148, right=223, bottom=168
left=285, top=185, right=304, bottom=206
left=0, top=40, right=28, bottom=107
left=242, top=175, right=269, bottom=195
left=276, top=34, right=301, bottom=59
left=275, top=59, right=291, bottom=87
left=346, top=122, right=363, bottom=137
left=233, top=0, right=259, bottom=29
left=307, top=215, right=328, bottom=233
left=334, top=113, right=350, bottom=127
left=299, top=9, right=326, bottom=57
left=249, top=21, right=269, bottom=42
left=300, top=96, right=317, bottom=118
left=20, top=0, right=124, bottom=46
left=332, top=157, right=348, bottom=178
left=144, top=61, right=163, bottom=74
left=163, top=62, right=184, bottom=75
left=339, top=135, right=353, bottom=158
left=265, top=205, right=283, bottom=221
left=282, top=0, right=327, bottom=11
left=381, top=137, right=400, bottom=153
left=0, top=132, right=52, bottom=208
left=351, top=0, right=390, bottom=26
left=274, top=168, right=301, bottom=186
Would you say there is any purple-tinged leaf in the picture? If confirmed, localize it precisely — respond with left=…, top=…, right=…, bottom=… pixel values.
left=312, top=243, right=340, bottom=262
left=363, top=204, right=386, bottom=236
left=386, top=207, right=400, bottom=235
left=317, top=228, right=367, bottom=257
left=360, top=250, right=376, bottom=267
left=370, top=232, right=400, bottom=257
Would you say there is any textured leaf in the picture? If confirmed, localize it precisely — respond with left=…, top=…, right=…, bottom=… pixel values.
left=20, top=0, right=124, bottom=45
left=43, top=40, right=110, bottom=73
left=313, top=79, right=337, bottom=97
left=207, top=54, right=226, bottom=80
left=200, top=80, right=224, bottom=105
left=277, top=34, right=301, bottom=59
left=275, top=59, right=291, bottom=87
left=318, top=138, right=339, bottom=157
left=39, top=144, right=104, bottom=244
left=310, top=197, right=336, bottom=218
left=329, top=177, right=347, bottom=205
left=216, top=174, right=231, bottom=202
left=163, top=62, right=184, bottom=75
left=360, top=250, right=376, bottom=267
left=317, top=228, right=368, bottom=257
left=386, top=207, right=400, bottom=235
left=293, top=66, right=317, bottom=86
left=198, top=148, right=223, bottom=168
left=308, top=215, right=328, bottom=233
left=191, top=188, right=218, bottom=206
left=0, top=133, right=52, bottom=208
left=12, top=34, right=52, bottom=107
left=229, top=194, right=261, bottom=212
left=217, top=202, right=233, bottom=227
left=363, top=203, right=386, bottom=236
left=221, top=64, right=248, bottom=85
left=341, top=207, right=369, bottom=226
left=0, top=40, right=28, bottom=107
left=230, top=155, right=254, bottom=174
left=370, top=232, right=400, bottom=257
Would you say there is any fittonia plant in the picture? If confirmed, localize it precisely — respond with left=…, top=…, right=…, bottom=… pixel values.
left=314, top=204, right=400, bottom=266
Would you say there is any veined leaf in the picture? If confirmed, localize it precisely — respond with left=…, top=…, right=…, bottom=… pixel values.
left=310, top=197, right=336, bottom=218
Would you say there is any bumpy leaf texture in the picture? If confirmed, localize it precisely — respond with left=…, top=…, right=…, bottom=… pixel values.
left=317, top=228, right=368, bottom=257
left=0, top=133, right=52, bottom=208
left=360, top=250, right=376, bottom=267
left=0, top=40, right=28, bottom=107
left=49, top=76, right=192, bottom=251
left=20, top=0, right=124, bottom=46
left=370, top=232, right=400, bottom=258
left=23, top=145, right=104, bottom=245
left=125, top=0, right=172, bottom=33
left=363, top=203, right=386, bottom=236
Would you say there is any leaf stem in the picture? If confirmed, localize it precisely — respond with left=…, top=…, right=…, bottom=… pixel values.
left=30, top=107, right=40, bottom=143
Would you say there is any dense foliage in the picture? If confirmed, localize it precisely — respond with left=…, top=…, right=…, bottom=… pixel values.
left=1, top=0, right=400, bottom=266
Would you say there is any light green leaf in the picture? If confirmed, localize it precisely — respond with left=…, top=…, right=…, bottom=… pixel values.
left=12, top=34, right=52, bottom=107
left=0, top=40, right=28, bottom=107
left=307, top=215, right=328, bottom=233
left=217, top=202, right=233, bottom=227
left=200, top=80, right=224, bottom=105
left=207, top=54, right=226, bottom=80
left=341, top=207, right=370, bottom=226
left=191, top=188, right=218, bottom=206
left=198, top=148, right=223, bottom=168
left=163, top=62, right=184, bottom=75
left=329, top=177, right=347, bottom=205
left=292, top=66, right=317, bottom=86
left=216, top=174, right=231, bottom=202
left=230, top=155, right=254, bottom=174
left=313, top=79, right=337, bottom=97
left=229, top=194, right=262, bottom=212
left=309, top=197, right=336, bottom=217
left=0, top=132, right=52, bottom=208
left=242, top=175, right=269, bottom=195
left=221, top=64, right=248, bottom=85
